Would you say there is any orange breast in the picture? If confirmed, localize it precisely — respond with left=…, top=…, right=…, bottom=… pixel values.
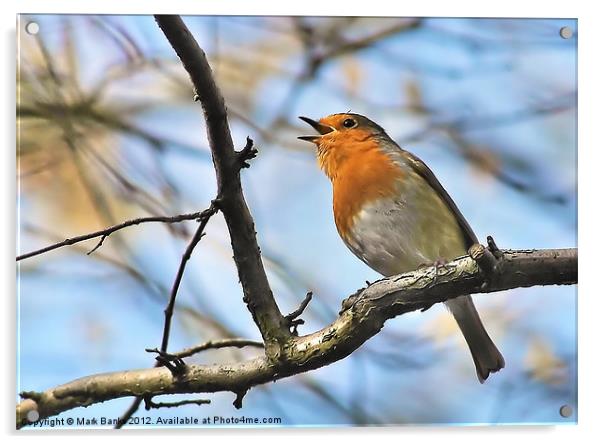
left=319, top=137, right=405, bottom=240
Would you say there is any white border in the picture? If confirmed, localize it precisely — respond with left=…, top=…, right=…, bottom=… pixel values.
left=0, top=0, right=585, bottom=17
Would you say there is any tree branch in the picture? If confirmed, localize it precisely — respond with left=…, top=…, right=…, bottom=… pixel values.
left=172, top=338, right=264, bottom=360
left=112, top=202, right=217, bottom=427
left=144, top=396, right=211, bottom=410
left=16, top=247, right=577, bottom=428
left=159, top=203, right=218, bottom=353
left=16, top=211, right=208, bottom=261
left=154, top=15, right=289, bottom=351
left=117, top=336, right=262, bottom=424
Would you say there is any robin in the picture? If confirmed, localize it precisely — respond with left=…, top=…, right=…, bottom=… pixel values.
left=299, top=113, right=505, bottom=382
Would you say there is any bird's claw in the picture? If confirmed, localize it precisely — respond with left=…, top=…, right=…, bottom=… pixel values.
left=417, top=258, right=450, bottom=286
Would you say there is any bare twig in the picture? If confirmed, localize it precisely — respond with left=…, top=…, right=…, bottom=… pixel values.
left=284, top=292, right=313, bottom=335
left=118, top=13, right=284, bottom=426
left=233, top=389, right=248, bottom=409
left=115, top=202, right=217, bottom=427
left=145, top=348, right=188, bottom=377
left=236, top=136, right=259, bottom=169
left=174, top=338, right=264, bottom=360
left=16, top=247, right=577, bottom=428
left=115, top=399, right=143, bottom=429
left=285, top=292, right=313, bottom=322
left=159, top=203, right=218, bottom=354
left=144, top=396, right=210, bottom=410
left=487, top=235, right=503, bottom=259
left=17, top=211, right=209, bottom=261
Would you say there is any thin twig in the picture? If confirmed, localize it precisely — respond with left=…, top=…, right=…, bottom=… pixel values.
left=284, top=292, right=313, bottom=335
left=115, top=202, right=217, bottom=427
left=144, top=396, right=210, bottom=410
left=159, top=202, right=218, bottom=354
left=145, top=348, right=187, bottom=376
left=233, top=389, right=248, bottom=409
left=115, top=398, right=143, bottom=429
left=285, top=291, right=313, bottom=323
left=174, top=338, right=264, bottom=360
left=17, top=211, right=208, bottom=261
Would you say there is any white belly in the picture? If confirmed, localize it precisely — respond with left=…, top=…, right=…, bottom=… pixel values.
left=340, top=178, right=467, bottom=277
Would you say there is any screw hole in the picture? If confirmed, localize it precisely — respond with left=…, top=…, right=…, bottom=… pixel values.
left=25, top=21, right=40, bottom=35
left=559, top=26, right=573, bottom=39
left=559, top=404, right=573, bottom=418
left=26, top=409, right=40, bottom=422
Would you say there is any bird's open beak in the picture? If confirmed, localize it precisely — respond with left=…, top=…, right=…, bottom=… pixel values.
left=298, top=116, right=334, bottom=142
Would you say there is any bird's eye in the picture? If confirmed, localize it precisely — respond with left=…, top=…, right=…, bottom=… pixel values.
left=342, top=118, right=357, bottom=128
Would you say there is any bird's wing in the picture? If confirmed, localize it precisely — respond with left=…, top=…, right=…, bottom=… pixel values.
left=403, top=150, right=479, bottom=248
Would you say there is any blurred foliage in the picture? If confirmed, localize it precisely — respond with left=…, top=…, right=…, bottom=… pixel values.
left=524, top=337, right=568, bottom=387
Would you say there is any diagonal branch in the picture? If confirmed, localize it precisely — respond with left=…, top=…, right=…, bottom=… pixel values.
left=154, top=15, right=289, bottom=350
left=114, top=202, right=217, bottom=428
left=114, top=202, right=217, bottom=427
left=159, top=203, right=218, bottom=353
left=16, top=247, right=577, bottom=428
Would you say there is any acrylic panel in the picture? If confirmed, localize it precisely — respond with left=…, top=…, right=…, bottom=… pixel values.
left=16, top=15, right=577, bottom=429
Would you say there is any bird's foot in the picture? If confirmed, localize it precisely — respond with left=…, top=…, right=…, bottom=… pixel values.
left=468, top=237, right=503, bottom=290
left=418, top=257, right=451, bottom=286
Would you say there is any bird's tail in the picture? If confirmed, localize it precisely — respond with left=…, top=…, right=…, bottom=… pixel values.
left=445, top=295, right=505, bottom=383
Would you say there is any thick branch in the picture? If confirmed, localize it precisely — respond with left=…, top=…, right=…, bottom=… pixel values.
left=154, top=15, right=288, bottom=348
left=17, top=247, right=577, bottom=428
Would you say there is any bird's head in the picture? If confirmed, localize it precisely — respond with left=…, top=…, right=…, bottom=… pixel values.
left=298, top=113, right=386, bottom=145
left=298, top=113, right=389, bottom=179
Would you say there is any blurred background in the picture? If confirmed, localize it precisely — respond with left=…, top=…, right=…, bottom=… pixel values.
left=17, top=15, right=577, bottom=426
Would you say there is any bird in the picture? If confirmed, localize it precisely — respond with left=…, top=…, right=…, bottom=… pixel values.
left=298, top=112, right=504, bottom=383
